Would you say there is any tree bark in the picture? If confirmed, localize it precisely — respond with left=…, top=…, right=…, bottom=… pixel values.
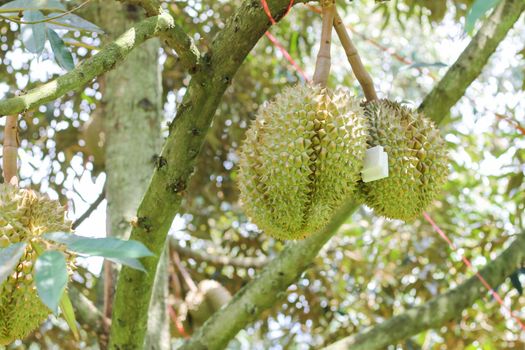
left=95, top=2, right=168, bottom=349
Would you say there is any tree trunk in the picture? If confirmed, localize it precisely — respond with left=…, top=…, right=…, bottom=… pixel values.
left=95, top=2, right=169, bottom=349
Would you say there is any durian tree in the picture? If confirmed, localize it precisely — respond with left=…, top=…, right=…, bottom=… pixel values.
left=0, top=0, right=525, bottom=349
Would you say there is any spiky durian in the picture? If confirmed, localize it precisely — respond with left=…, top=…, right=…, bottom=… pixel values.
left=358, top=100, right=448, bottom=221
left=237, top=84, right=367, bottom=240
left=0, top=184, right=72, bottom=345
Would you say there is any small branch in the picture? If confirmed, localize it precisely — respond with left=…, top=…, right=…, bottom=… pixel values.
left=312, top=0, right=336, bottom=86
left=419, top=0, right=525, bottom=123
left=121, top=0, right=200, bottom=71
left=322, top=232, right=525, bottom=350
left=172, top=249, right=198, bottom=292
left=72, top=186, right=106, bottom=229
left=169, top=238, right=269, bottom=269
left=0, top=13, right=195, bottom=116
left=0, top=0, right=93, bottom=25
left=333, top=11, right=377, bottom=101
left=2, top=115, right=19, bottom=186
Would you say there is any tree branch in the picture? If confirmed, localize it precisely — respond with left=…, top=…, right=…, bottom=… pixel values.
left=72, top=185, right=105, bottom=230
left=322, top=232, right=525, bottom=350
left=170, top=237, right=270, bottom=269
left=107, top=0, right=306, bottom=348
left=180, top=201, right=359, bottom=350
left=419, top=0, right=525, bottom=124
left=0, top=12, right=198, bottom=116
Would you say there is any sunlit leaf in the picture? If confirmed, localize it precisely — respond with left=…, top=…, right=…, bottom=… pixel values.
left=44, top=232, right=154, bottom=259
left=465, top=0, right=502, bottom=35
left=35, top=250, right=68, bottom=313
left=46, top=13, right=104, bottom=33
left=106, top=257, right=147, bottom=273
left=20, top=10, right=46, bottom=55
left=59, top=291, right=79, bottom=340
left=0, top=242, right=27, bottom=285
left=47, top=28, right=74, bottom=71
left=0, top=0, right=65, bottom=13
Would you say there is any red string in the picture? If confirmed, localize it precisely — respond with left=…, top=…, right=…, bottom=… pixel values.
left=264, top=32, right=310, bottom=82
left=423, top=212, right=525, bottom=332
left=261, top=0, right=295, bottom=25
left=260, top=0, right=310, bottom=82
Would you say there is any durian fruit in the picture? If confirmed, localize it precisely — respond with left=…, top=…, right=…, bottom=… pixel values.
left=0, top=184, right=73, bottom=345
left=358, top=100, right=448, bottom=221
left=185, top=280, right=231, bottom=328
left=237, top=84, right=367, bottom=240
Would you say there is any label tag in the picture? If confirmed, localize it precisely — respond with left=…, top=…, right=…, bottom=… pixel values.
left=361, top=145, right=389, bottom=183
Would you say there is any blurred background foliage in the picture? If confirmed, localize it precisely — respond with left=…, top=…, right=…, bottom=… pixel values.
left=0, top=0, right=524, bottom=349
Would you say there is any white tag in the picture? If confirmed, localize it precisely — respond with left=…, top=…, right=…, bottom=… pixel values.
left=361, top=145, right=389, bottom=183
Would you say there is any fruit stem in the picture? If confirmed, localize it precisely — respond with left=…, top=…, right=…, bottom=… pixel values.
left=312, top=0, right=336, bottom=87
left=2, top=115, right=19, bottom=186
left=333, top=11, right=378, bottom=102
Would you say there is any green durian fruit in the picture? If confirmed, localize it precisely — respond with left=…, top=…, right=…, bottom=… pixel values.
left=237, top=84, right=368, bottom=240
left=0, top=184, right=73, bottom=345
left=358, top=99, right=449, bottom=221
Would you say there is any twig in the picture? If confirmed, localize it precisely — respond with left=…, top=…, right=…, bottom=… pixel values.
left=169, top=238, right=269, bottom=269
left=312, top=0, right=336, bottom=86
left=2, top=115, right=19, bottom=186
left=171, top=249, right=198, bottom=292
left=0, top=0, right=93, bottom=25
left=333, top=11, right=378, bottom=101
left=72, top=185, right=106, bottom=229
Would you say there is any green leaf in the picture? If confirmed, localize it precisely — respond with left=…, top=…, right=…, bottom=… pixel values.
left=0, top=0, right=65, bottom=13
left=20, top=10, right=46, bottom=54
left=0, top=242, right=27, bottom=285
left=59, top=291, right=79, bottom=340
left=46, top=13, right=104, bottom=33
left=47, top=28, right=74, bottom=71
left=106, top=257, right=147, bottom=273
left=35, top=250, right=68, bottom=313
left=44, top=232, right=154, bottom=259
left=465, top=0, right=502, bottom=35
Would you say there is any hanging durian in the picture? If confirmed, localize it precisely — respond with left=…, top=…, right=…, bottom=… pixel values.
left=237, top=85, right=367, bottom=240
left=237, top=0, right=367, bottom=240
left=0, top=184, right=73, bottom=345
left=357, top=100, right=449, bottom=221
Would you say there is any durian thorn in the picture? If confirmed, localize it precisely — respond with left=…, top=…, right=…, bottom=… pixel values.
left=333, top=11, right=378, bottom=102
left=312, top=0, right=335, bottom=87
left=2, top=115, right=19, bottom=186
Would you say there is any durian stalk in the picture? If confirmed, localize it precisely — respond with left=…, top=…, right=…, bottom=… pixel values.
left=312, top=0, right=336, bottom=87
left=2, top=115, right=19, bottom=186
left=333, top=11, right=378, bottom=102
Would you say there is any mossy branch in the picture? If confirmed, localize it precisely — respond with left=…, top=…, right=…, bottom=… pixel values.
left=419, top=0, right=525, bottom=123
left=0, top=13, right=198, bottom=116
left=322, top=232, right=525, bottom=350
left=180, top=201, right=360, bottom=350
